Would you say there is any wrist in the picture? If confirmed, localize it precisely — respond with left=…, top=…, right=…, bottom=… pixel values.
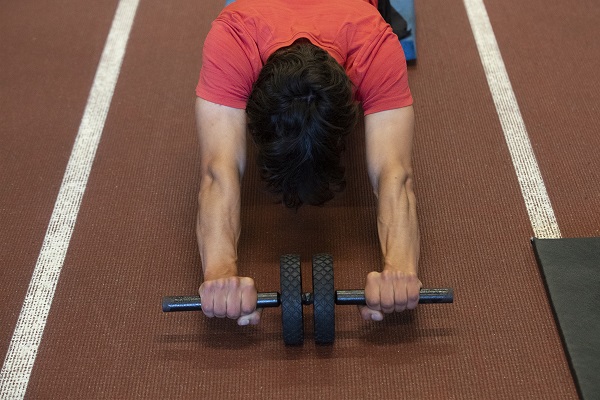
left=382, top=261, right=418, bottom=275
left=203, top=265, right=238, bottom=281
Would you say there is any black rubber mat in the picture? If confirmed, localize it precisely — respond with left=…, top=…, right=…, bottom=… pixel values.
left=531, top=237, right=600, bottom=400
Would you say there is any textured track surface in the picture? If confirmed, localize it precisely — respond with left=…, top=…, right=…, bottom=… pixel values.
left=1, top=0, right=598, bottom=398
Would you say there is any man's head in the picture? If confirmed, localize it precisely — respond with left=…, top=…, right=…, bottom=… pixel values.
left=246, top=39, right=359, bottom=208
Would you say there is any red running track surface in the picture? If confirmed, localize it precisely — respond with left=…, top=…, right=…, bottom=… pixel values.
left=1, top=0, right=598, bottom=398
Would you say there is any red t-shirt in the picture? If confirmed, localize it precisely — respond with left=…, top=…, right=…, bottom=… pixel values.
left=196, top=0, right=412, bottom=115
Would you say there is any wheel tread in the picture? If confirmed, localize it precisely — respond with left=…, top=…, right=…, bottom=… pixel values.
left=280, top=254, right=304, bottom=345
left=312, top=253, right=335, bottom=344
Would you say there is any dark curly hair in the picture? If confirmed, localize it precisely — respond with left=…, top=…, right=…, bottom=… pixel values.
left=246, top=39, right=359, bottom=208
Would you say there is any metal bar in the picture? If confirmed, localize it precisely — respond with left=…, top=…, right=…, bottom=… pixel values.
left=334, top=288, right=454, bottom=305
left=162, top=292, right=281, bottom=312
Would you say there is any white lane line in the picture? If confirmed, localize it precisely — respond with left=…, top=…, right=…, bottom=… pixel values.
left=0, top=0, right=140, bottom=397
left=462, top=0, right=561, bottom=239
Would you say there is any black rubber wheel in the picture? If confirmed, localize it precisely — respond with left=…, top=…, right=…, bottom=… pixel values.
left=280, top=254, right=304, bottom=345
left=312, top=253, right=335, bottom=345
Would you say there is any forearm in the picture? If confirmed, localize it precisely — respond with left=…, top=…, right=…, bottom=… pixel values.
left=194, top=98, right=247, bottom=282
left=375, top=169, right=420, bottom=274
left=196, top=168, right=261, bottom=325
left=362, top=107, right=420, bottom=318
left=365, top=106, right=419, bottom=275
left=196, top=168, right=242, bottom=281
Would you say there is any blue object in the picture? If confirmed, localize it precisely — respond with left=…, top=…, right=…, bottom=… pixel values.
left=223, top=0, right=416, bottom=61
left=391, top=0, right=417, bottom=61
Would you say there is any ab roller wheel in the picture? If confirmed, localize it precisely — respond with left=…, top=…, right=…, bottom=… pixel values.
left=280, top=254, right=304, bottom=345
left=312, top=254, right=335, bottom=345
left=162, top=253, right=454, bottom=345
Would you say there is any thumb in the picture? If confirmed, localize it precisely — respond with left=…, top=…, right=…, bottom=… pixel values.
left=358, top=305, right=384, bottom=322
left=237, top=309, right=263, bottom=326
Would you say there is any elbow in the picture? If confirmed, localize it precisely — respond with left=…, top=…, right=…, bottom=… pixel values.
left=198, top=164, right=217, bottom=193
left=403, top=169, right=415, bottom=193
left=372, top=166, right=415, bottom=198
left=198, top=161, right=242, bottom=200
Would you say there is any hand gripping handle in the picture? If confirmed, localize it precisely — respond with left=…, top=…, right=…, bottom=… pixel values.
left=162, top=292, right=280, bottom=312
left=334, top=288, right=454, bottom=305
left=162, top=288, right=452, bottom=312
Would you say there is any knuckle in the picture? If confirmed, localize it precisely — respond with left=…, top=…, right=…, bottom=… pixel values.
left=380, top=299, right=394, bottom=309
left=379, top=295, right=394, bottom=311
left=213, top=306, right=225, bottom=317
left=240, top=277, right=255, bottom=287
left=366, top=271, right=380, bottom=283
left=366, top=285, right=378, bottom=297
left=199, top=281, right=213, bottom=294
left=226, top=304, right=240, bottom=317
left=241, top=303, right=255, bottom=315
left=201, top=302, right=214, bottom=315
left=380, top=270, right=393, bottom=281
left=228, top=277, right=241, bottom=289
left=365, top=297, right=380, bottom=309
left=214, top=279, right=226, bottom=290
left=407, top=292, right=419, bottom=303
left=384, top=270, right=403, bottom=279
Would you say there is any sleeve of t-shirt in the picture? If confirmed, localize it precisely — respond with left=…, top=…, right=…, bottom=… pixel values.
left=353, top=26, right=413, bottom=115
left=196, top=16, right=262, bottom=109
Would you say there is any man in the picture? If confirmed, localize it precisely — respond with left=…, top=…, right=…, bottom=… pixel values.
left=195, top=0, right=421, bottom=327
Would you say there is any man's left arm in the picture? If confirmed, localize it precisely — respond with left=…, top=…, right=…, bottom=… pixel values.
left=361, top=106, right=422, bottom=321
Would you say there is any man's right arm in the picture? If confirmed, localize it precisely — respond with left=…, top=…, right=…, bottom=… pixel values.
left=195, top=97, right=260, bottom=326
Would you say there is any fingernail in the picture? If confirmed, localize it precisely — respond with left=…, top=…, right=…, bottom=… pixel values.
left=371, top=314, right=383, bottom=321
left=238, top=319, right=249, bottom=326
